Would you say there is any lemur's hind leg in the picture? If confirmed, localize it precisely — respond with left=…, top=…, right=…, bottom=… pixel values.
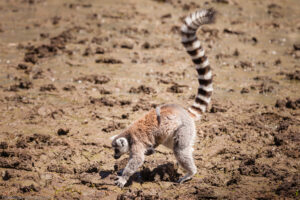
left=174, top=148, right=197, bottom=183
left=173, top=125, right=197, bottom=183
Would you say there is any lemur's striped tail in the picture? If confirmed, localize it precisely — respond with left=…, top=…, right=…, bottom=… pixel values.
left=181, top=8, right=215, bottom=120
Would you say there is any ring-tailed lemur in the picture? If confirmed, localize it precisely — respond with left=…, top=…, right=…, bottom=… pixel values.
left=111, top=8, right=215, bottom=188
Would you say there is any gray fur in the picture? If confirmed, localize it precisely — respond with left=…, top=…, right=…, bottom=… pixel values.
left=166, top=104, right=197, bottom=183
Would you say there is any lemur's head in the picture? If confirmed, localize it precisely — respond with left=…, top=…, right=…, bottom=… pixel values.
left=110, top=135, right=129, bottom=159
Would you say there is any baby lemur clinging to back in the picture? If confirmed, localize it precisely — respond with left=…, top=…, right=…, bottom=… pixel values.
left=111, top=8, right=215, bottom=188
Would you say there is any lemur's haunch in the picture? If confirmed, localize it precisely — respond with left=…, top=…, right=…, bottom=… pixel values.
left=111, top=8, right=215, bottom=188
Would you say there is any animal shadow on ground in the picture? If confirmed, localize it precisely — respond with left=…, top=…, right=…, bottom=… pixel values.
left=124, top=162, right=181, bottom=187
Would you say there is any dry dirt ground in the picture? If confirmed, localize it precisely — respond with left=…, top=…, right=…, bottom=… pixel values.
left=0, top=0, right=299, bottom=199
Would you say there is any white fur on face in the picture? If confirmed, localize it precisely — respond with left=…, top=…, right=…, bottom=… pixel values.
left=113, top=137, right=129, bottom=159
left=116, top=137, right=129, bottom=153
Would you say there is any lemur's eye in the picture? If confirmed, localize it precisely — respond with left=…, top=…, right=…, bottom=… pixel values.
left=115, top=149, right=120, bottom=154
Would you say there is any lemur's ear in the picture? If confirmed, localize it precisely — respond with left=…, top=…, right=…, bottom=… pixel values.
left=110, top=134, right=118, bottom=141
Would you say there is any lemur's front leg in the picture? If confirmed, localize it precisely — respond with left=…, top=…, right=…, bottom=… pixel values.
left=115, top=148, right=145, bottom=188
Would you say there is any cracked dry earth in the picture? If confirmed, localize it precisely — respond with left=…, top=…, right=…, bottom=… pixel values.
left=0, top=0, right=299, bottom=199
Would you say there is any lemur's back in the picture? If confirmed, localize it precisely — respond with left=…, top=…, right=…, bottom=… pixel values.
left=125, top=104, right=194, bottom=148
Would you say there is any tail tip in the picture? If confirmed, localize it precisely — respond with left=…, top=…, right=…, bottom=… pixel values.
left=206, top=8, right=216, bottom=23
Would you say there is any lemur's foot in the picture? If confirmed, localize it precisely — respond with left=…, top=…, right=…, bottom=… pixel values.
left=115, top=176, right=127, bottom=188
left=177, top=176, right=192, bottom=184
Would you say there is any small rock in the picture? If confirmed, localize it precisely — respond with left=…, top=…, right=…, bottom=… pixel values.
left=129, top=85, right=156, bottom=94
left=212, top=0, right=229, bottom=4
left=75, top=75, right=110, bottom=84
left=52, top=16, right=61, bottom=25
left=102, top=122, right=125, bottom=133
left=57, top=128, right=69, bottom=136
left=240, top=88, right=249, bottom=94
left=20, top=183, right=40, bottom=193
left=142, top=42, right=151, bottom=49
left=286, top=98, right=297, bottom=109
left=95, top=58, right=122, bottom=64
left=223, top=28, right=244, bottom=35
left=2, top=170, right=12, bottom=181
left=275, top=99, right=286, bottom=108
left=90, top=97, right=115, bottom=107
left=63, top=85, right=76, bottom=91
left=235, top=61, right=252, bottom=69
left=47, top=164, right=72, bottom=174
left=0, top=142, right=8, bottom=149
left=40, top=33, right=49, bottom=39
left=120, top=41, right=134, bottom=49
left=80, top=173, right=110, bottom=187
left=161, top=13, right=172, bottom=19
left=233, top=49, right=239, bottom=56
left=40, top=84, right=56, bottom=92
left=274, top=59, right=281, bottom=65
left=17, top=63, right=29, bottom=70
left=167, top=84, right=185, bottom=93
left=121, top=113, right=129, bottom=119
left=83, top=47, right=93, bottom=56
left=95, top=47, right=105, bottom=54
left=286, top=70, right=300, bottom=81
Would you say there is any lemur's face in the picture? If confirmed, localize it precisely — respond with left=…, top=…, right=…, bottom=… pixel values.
left=111, top=137, right=129, bottom=159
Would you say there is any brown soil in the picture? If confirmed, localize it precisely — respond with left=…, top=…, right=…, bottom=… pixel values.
left=0, top=0, right=299, bottom=199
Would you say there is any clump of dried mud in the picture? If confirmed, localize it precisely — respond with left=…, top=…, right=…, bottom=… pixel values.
left=0, top=0, right=299, bottom=199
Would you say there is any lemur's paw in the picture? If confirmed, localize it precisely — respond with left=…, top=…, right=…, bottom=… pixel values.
left=115, top=176, right=127, bottom=188
left=177, top=176, right=192, bottom=184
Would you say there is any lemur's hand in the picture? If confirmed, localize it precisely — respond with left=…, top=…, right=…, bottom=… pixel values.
left=115, top=176, right=127, bottom=188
